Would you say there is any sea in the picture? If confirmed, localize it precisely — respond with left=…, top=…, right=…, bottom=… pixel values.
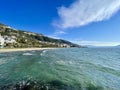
left=0, top=48, right=120, bottom=90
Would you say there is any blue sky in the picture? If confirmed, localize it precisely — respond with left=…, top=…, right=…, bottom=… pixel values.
left=0, top=0, right=120, bottom=46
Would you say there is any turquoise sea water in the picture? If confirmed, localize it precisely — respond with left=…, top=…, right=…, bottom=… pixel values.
left=0, top=48, right=120, bottom=90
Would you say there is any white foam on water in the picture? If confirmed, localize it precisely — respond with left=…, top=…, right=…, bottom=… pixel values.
left=40, top=53, right=43, bottom=56
left=40, top=50, right=47, bottom=56
left=43, top=50, right=46, bottom=53
left=56, top=60, right=75, bottom=65
left=68, top=61, right=74, bottom=65
left=38, top=61, right=42, bottom=64
left=23, top=53, right=35, bottom=56
left=56, top=60, right=66, bottom=65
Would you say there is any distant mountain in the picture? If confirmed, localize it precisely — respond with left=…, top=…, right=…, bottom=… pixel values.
left=0, top=23, right=80, bottom=48
left=84, top=45, right=96, bottom=48
left=116, top=45, right=120, bottom=46
left=84, top=45, right=114, bottom=48
left=114, top=45, right=120, bottom=48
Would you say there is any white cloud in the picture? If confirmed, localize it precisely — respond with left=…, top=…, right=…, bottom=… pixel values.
left=78, top=41, right=120, bottom=46
left=54, top=0, right=120, bottom=29
left=47, top=30, right=66, bottom=39
left=54, top=30, right=66, bottom=35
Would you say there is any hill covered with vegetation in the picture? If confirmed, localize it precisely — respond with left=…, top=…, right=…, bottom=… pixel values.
left=0, top=23, right=80, bottom=48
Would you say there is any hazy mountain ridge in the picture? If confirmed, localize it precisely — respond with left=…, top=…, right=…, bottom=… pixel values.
left=0, top=23, right=80, bottom=48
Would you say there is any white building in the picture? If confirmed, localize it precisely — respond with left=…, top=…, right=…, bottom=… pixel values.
left=0, top=35, right=5, bottom=47
left=0, top=35, right=16, bottom=48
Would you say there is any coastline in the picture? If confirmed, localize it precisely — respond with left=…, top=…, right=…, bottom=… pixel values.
left=0, top=48, right=56, bottom=53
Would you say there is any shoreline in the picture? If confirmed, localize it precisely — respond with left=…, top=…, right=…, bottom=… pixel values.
left=0, top=48, right=56, bottom=53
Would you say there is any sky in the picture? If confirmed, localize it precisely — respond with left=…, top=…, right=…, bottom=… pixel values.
left=0, top=0, right=120, bottom=46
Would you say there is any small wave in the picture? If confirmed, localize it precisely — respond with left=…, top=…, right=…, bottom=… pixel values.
left=56, top=60, right=74, bottom=65
left=22, top=53, right=35, bottom=56
left=56, top=60, right=66, bottom=65
left=68, top=61, right=74, bottom=64
left=40, top=50, right=47, bottom=56
left=43, top=50, right=46, bottom=53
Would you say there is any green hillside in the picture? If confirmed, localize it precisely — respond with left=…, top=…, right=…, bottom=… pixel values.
left=0, top=23, right=80, bottom=48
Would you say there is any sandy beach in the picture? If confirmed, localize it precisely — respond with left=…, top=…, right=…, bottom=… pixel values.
left=0, top=48, right=55, bottom=53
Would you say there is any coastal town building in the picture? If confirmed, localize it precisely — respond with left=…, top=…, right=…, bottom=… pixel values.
left=0, top=34, right=16, bottom=48
left=0, top=34, right=4, bottom=48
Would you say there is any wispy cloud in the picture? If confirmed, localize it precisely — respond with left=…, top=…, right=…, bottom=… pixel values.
left=54, top=30, right=66, bottom=36
left=53, top=0, right=120, bottom=29
left=47, top=30, right=66, bottom=39
left=78, top=41, right=120, bottom=46
left=48, top=30, right=66, bottom=38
